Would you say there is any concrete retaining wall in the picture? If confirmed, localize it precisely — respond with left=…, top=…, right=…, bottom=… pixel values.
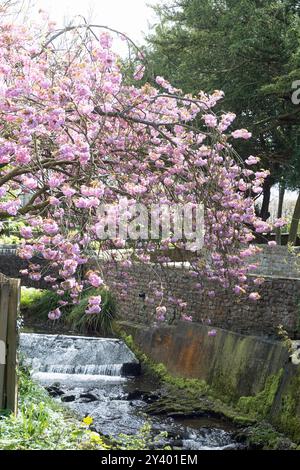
left=119, top=320, right=300, bottom=442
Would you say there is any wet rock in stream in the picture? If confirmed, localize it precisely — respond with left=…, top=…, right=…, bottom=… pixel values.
left=79, top=392, right=98, bottom=402
left=61, top=393, right=76, bottom=402
left=126, top=389, right=144, bottom=401
left=46, top=385, right=64, bottom=397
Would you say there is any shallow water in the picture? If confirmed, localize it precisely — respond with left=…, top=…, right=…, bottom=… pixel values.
left=35, top=371, right=241, bottom=450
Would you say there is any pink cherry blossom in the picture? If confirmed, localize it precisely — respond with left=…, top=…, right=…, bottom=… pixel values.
left=85, top=295, right=102, bottom=314
left=245, top=156, right=260, bottom=165
left=62, top=185, right=76, bottom=197
left=231, top=129, right=252, bottom=140
left=203, top=114, right=218, bottom=128
left=208, top=329, right=217, bottom=337
left=156, top=306, right=167, bottom=321
left=20, top=227, right=33, bottom=239
left=43, top=220, right=59, bottom=235
left=86, top=304, right=101, bottom=314
left=249, top=292, right=261, bottom=301
left=273, top=218, right=287, bottom=228
left=87, top=272, right=104, bottom=288
left=18, top=245, right=34, bottom=260
left=181, top=314, right=193, bottom=322
left=48, top=308, right=62, bottom=320
left=133, top=64, right=145, bottom=81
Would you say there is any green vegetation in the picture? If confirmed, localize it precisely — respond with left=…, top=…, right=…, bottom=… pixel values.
left=115, top=422, right=170, bottom=450
left=147, top=0, right=300, bottom=237
left=237, top=421, right=298, bottom=450
left=277, top=324, right=294, bottom=352
left=237, top=370, right=284, bottom=419
left=0, top=220, right=24, bottom=245
left=0, top=234, right=20, bottom=245
left=20, top=287, right=117, bottom=335
left=0, top=367, right=108, bottom=450
left=272, top=374, right=300, bottom=443
left=20, top=288, right=44, bottom=311
left=295, top=286, right=300, bottom=334
left=65, top=288, right=116, bottom=335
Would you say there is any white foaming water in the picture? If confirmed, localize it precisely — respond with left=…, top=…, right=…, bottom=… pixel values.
left=32, top=371, right=126, bottom=387
left=183, top=441, right=237, bottom=450
left=39, top=363, right=124, bottom=376
left=181, top=428, right=236, bottom=450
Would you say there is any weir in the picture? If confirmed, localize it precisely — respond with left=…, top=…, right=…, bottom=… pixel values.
left=19, top=333, right=141, bottom=378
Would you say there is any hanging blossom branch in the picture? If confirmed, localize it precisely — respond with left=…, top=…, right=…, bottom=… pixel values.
left=0, top=13, right=286, bottom=323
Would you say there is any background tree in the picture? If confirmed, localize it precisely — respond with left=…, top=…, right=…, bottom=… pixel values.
left=147, top=0, right=300, bottom=233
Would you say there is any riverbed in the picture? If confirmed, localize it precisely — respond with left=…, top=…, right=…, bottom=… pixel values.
left=35, top=371, right=243, bottom=450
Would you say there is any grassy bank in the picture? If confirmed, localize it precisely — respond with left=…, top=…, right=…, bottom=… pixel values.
left=0, top=367, right=108, bottom=450
left=0, top=367, right=170, bottom=450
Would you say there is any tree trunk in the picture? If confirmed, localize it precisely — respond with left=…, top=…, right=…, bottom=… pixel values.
left=260, top=175, right=273, bottom=221
left=288, top=191, right=300, bottom=246
left=275, top=184, right=285, bottom=245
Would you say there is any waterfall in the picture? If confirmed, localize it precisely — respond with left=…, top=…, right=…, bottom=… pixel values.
left=39, top=364, right=124, bottom=376
left=19, top=333, right=140, bottom=379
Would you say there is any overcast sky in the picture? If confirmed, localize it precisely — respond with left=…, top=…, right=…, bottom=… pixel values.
left=31, top=0, right=158, bottom=46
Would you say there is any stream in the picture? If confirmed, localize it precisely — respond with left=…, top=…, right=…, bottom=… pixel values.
left=20, top=333, right=243, bottom=450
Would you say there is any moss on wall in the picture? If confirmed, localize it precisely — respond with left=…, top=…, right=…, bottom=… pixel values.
left=208, top=335, right=256, bottom=402
left=237, top=370, right=283, bottom=419
left=272, top=373, right=300, bottom=443
left=118, top=330, right=256, bottom=425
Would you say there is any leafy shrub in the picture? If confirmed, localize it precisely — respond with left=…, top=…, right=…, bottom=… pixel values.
left=64, top=288, right=117, bottom=335
left=20, top=287, right=116, bottom=335
left=20, top=287, right=45, bottom=312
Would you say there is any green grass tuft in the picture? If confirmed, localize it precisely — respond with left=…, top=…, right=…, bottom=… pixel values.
left=20, top=287, right=117, bottom=335
left=64, top=288, right=117, bottom=335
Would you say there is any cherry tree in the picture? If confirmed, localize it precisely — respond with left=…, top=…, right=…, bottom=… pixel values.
left=0, top=9, right=280, bottom=322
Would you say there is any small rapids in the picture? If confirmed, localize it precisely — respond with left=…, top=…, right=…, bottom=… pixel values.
left=37, top=363, right=124, bottom=376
